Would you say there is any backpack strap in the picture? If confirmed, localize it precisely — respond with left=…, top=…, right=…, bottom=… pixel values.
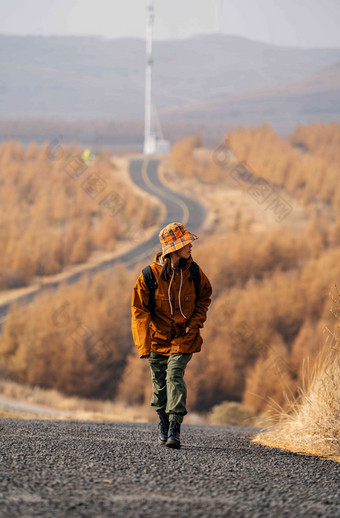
left=189, top=261, right=201, bottom=305
left=142, top=265, right=158, bottom=315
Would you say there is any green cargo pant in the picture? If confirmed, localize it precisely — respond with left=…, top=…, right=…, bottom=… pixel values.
left=147, top=351, right=193, bottom=423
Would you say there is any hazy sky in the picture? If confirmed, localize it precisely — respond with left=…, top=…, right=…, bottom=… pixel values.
left=1, top=0, right=340, bottom=48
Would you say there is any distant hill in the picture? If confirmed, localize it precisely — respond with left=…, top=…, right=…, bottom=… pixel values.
left=2, top=33, right=340, bottom=118
left=1, top=33, right=340, bottom=143
left=161, top=61, right=340, bottom=131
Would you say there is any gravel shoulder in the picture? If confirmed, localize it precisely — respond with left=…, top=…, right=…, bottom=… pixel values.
left=0, top=419, right=339, bottom=518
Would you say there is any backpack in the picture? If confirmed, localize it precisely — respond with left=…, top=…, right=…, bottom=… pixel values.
left=142, top=262, right=201, bottom=315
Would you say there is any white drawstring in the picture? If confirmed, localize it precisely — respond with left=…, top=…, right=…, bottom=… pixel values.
left=167, top=268, right=187, bottom=319
left=168, top=269, right=175, bottom=316
left=178, top=268, right=187, bottom=319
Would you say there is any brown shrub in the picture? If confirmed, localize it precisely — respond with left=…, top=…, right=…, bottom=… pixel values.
left=0, top=266, right=134, bottom=399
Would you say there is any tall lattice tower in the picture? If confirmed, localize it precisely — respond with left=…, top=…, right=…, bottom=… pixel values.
left=143, top=0, right=156, bottom=155
left=143, top=1, right=170, bottom=155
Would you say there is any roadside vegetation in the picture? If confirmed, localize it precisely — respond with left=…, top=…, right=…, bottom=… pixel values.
left=252, top=325, right=340, bottom=461
left=0, top=377, right=156, bottom=422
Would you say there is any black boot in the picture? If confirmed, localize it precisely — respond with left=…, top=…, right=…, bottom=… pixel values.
left=158, top=413, right=169, bottom=445
left=165, top=420, right=181, bottom=449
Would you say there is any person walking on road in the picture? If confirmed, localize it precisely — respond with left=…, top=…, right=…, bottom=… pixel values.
left=131, top=222, right=212, bottom=449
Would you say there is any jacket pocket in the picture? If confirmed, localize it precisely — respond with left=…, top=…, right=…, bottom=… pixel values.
left=178, top=326, right=202, bottom=353
left=154, top=293, right=170, bottom=314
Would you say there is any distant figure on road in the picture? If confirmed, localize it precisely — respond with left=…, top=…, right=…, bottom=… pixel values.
left=131, top=222, right=212, bottom=448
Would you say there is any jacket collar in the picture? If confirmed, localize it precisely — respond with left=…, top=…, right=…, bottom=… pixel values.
left=153, top=252, right=193, bottom=271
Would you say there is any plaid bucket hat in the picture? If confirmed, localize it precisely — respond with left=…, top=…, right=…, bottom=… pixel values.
left=159, top=222, right=199, bottom=257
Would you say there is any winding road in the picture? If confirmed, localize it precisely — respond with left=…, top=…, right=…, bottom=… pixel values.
left=124, top=157, right=205, bottom=267
left=0, top=157, right=205, bottom=331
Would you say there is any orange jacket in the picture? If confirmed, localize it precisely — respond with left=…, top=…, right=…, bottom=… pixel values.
left=131, top=252, right=212, bottom=357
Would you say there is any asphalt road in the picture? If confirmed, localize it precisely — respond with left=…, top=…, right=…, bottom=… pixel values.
left=0, top=419, right=339, bottom=518
left=0, top=157, right=206, bottom=331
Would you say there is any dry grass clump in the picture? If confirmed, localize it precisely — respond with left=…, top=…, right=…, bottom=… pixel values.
left=252, top=337, right=340, bottom=462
